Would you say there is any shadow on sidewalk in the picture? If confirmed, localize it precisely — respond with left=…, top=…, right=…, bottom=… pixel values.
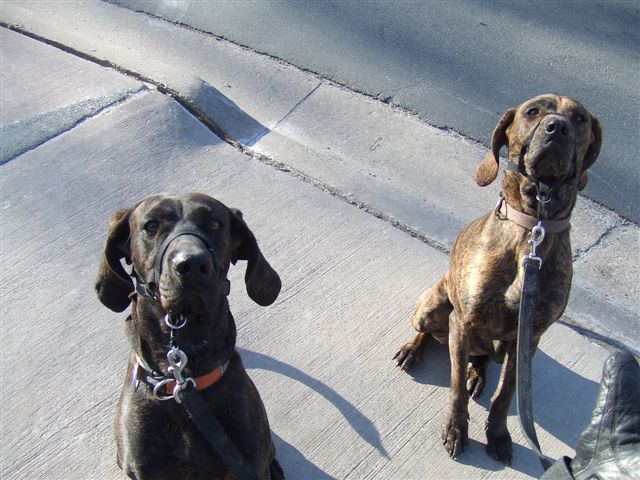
left=186, top=78, right=269, bottom=146
left=397, top=339, right=599, bottom=476
left=271, top=432, right=333, bottom=480
left=474, top=348, right=600, bottom=449
left=239, top=348, right=389, bottom=459
left=400, top=340, right=451, bottom=388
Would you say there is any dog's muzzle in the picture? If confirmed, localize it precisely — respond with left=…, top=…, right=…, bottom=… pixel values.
left=511, top=118, right=579, bottom=205
left=134, top=227, right=230, bottom=303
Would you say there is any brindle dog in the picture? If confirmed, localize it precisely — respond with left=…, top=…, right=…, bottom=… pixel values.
left=95, top=193, right=284, bottom=479
left=394, top=94, right=602, bottom=464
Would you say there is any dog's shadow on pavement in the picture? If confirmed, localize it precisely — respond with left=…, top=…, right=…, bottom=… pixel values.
left=398, top=340, right=452, bottom=387
left=474, top=348, right=600, bottom=449
left=271, top=432, right=334, bottom=480
left=239, top=347, right=389, bottom=477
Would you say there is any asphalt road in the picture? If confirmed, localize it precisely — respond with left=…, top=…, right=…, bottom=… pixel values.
left=110, top=0, right=640, bottom=223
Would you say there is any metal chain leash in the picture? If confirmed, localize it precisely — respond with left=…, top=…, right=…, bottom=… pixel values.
left=151, top=313, right=196, bottom=403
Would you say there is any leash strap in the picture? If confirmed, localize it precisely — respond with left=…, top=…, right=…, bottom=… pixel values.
left=178, top=386, right=261, bottom=480
left=517, top=259, right=552, bottom=471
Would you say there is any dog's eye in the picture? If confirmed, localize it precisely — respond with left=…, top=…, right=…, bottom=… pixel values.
left=575, top=113, right=586, bottom=124
left=209, top=220, right=221, bottom=231
left=143, top=220, right=159, bottom=235
left=526, top=107, right=539, bottom=116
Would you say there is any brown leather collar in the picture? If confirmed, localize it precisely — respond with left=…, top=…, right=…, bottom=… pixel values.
left=495, top=194, right=571, bottom=233
left=133, top=354, right=229, bottom=396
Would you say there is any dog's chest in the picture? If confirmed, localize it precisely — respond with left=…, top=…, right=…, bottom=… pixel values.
left=464, top=248, right=571, bottom=340
left=474, top=268, right=569, bottom=340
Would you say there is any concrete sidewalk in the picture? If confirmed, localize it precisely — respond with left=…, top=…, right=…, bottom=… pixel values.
left=0, top=2, right=637, bottom=479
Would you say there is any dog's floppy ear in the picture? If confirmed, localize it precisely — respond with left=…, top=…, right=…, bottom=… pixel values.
left=474, top=108, right=516, bottom=186
left=95, top=208, right=133, bottom=312
left=230, top=208, right=281, bottom=306
left=577, top=115, right=603, bottom=191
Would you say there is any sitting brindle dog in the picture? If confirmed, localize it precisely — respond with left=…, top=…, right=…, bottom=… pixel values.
left=394, top=94, right=602, bottom=464
left=95, top=193, right=284, bottom=479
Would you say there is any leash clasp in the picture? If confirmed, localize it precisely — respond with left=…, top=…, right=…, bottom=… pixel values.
left=522, top=222, right=545, bottom=269
left=167, top=347, right=196, bottom=404
left=150, top=346, right=196, bottom=402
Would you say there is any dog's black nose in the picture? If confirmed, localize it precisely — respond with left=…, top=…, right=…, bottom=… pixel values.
left=171, top=250, right=213, bottom=278
left=542, top=115, right=573, bottom=137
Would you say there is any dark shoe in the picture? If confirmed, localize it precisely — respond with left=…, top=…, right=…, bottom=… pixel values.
left=543, top=351, right=640, bottom=479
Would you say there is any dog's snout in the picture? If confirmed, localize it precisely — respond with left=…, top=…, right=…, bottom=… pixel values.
left=171, top=250, right=213, bottom=278
left=542, top=115, right=573, bottom=138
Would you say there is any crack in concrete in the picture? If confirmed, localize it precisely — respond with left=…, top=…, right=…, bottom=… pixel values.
left=572, top=222, right=622, bottom=263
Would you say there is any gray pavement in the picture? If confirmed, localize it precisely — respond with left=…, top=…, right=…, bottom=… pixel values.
left=0, top=2, right=638, bottom=479
left=108, top=0, right=640, bottom=223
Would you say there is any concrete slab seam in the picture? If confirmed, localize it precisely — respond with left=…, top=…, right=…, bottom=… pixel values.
left=0, top=86, right=148, bottom=165
left=238, top=144, right=451, bottom=255
left=1, top=22, right=152, bottom=85
left=272, top=81, right=323, bottom=130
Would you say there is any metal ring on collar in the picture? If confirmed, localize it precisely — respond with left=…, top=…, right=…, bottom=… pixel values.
left=164, top=313, right=187, bottom=330
left=536, top=192, right=552, bottom=204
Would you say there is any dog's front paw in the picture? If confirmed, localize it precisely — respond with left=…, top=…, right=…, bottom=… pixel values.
left=393, top=342, right=420, bottom=370
left=486, top=428, right=513, bottom=465
left=442, top=416, right=468, bottom=459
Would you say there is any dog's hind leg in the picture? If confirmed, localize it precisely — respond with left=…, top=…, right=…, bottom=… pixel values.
left=394, top=276, right=453, bottom=370
left=411, top=275, right=453, bottom=335
left=467, top=355, right=489, bottom=399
